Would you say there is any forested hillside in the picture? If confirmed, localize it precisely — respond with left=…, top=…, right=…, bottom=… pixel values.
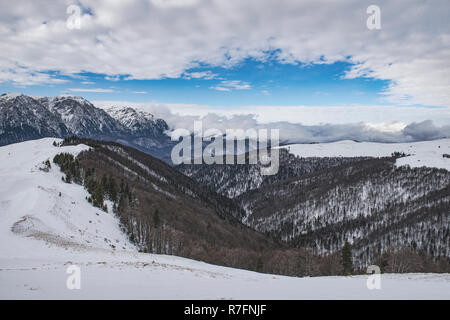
left=55, top=137, right=344, bottom=276
left=179, top=151, right=450, bottom=272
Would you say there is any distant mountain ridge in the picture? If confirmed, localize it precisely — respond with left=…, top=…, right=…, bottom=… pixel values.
left=106, top=106, right=169, bottom=136
left=0, top=93, right=173, bottom=161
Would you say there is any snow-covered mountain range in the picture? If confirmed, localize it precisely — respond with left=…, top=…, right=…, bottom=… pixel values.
left=0, top=93, right=173, bottom=161
left=0, top=138, right=448, bottom=299
left=1, top=92, right=449, bottom=299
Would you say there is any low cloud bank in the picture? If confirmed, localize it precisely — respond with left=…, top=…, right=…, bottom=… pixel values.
left=96, top=101, right=450, bottom=144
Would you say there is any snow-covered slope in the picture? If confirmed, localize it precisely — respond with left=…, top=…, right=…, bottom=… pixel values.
left=0, top=138, right=135, bottom=259
left=282, top=139, right=450, bottom=171
left=2, top=262, right=449, bottom=300
left=0, top=139, right=449, bottom=299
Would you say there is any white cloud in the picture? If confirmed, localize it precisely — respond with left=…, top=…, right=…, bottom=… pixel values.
left=0, top=0, right=449, bottom=107
left=365, top=122, right=406, bottom=133
left=151, top=0, right=200, bottom=9
left=94, top=100, right=450, bottom=142
left=104, top=75, right=121, bottom=82
left=183, top=71, right=218, bottom=80
left=0, top=66, right=68, bottom=86
left=69, top=88, right=114, bottom=93
left=210, top=86, right=230, bottom=92
left=210, top=80, right=251, bottom=91
left=132, top=91, right=148, bottom=94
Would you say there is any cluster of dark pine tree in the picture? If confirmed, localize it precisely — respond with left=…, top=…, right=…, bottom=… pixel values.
left=59, top=136, right=80, bottom=146
left=39, top=159, right=52, bottom=172
left=53, top=152, right=134, bottom=213
left=53, top=153, right=82, bottom=184
left=341, top=241, right=353, bottom=275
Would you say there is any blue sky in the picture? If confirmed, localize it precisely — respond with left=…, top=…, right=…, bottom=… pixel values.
left=0, top=59, right=391, bottom=107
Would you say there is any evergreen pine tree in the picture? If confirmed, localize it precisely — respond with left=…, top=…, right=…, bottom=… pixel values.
left=153, top=209, right=160, bottom=228
left=341, top=241, right=353, bottom=275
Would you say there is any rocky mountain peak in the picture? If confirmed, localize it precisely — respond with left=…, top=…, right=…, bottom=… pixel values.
left=105, top=106, right=169, bottom=136
left=0, top=93, right=173, bottom=161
